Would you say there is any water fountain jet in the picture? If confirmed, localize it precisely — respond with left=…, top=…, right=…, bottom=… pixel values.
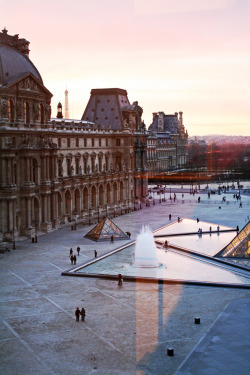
left=133, top=226, right=159, bottom=268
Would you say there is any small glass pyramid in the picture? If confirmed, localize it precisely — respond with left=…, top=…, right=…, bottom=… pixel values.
left=84, top=217, right=130, bottom=242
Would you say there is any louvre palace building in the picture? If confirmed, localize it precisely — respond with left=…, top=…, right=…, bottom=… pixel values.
left=0, top=29, right=188, bottom=242
left=0, top=29, right=149, bottom=241
left=147, top=111, right=188, bottom=173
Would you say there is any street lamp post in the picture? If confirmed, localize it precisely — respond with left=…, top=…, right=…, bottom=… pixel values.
left=169, top=187, right=172, bottom=200
left=114, top=205, right=116, bottom=218
left=105, top=204, right=108, bottom=218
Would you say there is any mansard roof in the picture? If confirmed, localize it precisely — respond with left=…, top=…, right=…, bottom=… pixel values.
left=81, top=88, right=130, bottom=130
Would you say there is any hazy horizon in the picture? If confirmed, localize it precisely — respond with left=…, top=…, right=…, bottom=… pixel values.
left=2, top=0, right=250, bottom=136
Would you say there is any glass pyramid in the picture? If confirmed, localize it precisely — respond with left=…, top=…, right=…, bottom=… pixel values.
left=84, top=217, right=129, bottom=242
left=217, top=221, right=250, bottom=258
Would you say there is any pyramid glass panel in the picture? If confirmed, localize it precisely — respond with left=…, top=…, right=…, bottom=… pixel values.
left=217, top=222, right=250, bottom=259
left=84, top=217, right=129, bottom=242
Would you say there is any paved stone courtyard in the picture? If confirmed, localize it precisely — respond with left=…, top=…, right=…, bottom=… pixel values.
left=0, top=188, right=250, bottom=374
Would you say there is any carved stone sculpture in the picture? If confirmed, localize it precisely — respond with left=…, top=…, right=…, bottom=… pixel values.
left=0, top=98, right=8, bottom=118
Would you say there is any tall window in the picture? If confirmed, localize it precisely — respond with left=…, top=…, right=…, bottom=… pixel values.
left=116, top=139, right=120, bottom=146
left=8, top=100, right=14, bottom=123
left=76, top=138, right=79, bottom=147
left=76, top=158, right=79, bottom=174
left=24, top=101, right=30, bottom=125
left=84, top=138, right=87, bottom=147
left=92, top=138, right=94, bottom=147
left=84, top=158, right=87, bottom=174
left=13, top=164, right=17, bottom=185
left=106, top=138, right=108, bottom=147
left=99, top=156, right=102, bottom=172
left=99, top=139, right=101, bottom=147
left=58, top=159, right=63, bottom=176
left=67, top=159, right=71, bottom=175
left=67, top=138, right=70, bottom=147
left=58, top=138, right=61, bottom=148
left=91, top=157, right=95, bottom=173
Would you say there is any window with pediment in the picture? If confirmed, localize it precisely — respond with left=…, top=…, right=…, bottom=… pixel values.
left=24, top=101, right=30, bottom=125
left=8, top=100, right=14, bottom=123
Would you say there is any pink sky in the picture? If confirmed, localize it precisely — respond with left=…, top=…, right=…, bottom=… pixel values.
left=2, top=0, right=250, bottom=135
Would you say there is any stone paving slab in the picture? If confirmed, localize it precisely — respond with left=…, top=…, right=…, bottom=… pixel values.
left=0, top=190, right=250, bottom=374
left=176, top=298, right=250, bottom=375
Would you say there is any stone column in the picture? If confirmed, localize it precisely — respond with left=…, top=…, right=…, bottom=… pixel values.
left=52, top=192, right=59, bottom=228
left=0, top=199, right=8, bottom=232
left=13, top=199, right=17, bottom=229
left=43, top=195, right=48, bottom=223
left=30, top=158, right=33, bottom=183
left=47, top=194, right=51, bottom=223
left=8, top=200, right=14, bottom=231
left=96, top=184, right=100, bottom=207
left=51, top=156, right=54, bottom=180
left=40, top=157, right=44, bottom=181
left=27, top=198, right=32, bottom=227
left=20, top=198, right=26, bottom=228
left=46, top=156, right=50, bottom=180
left=6, top=158, right=12, bottom=185
left=0, top=158, right=7, bottom=185
left=26, top=158, right=30, bottom=183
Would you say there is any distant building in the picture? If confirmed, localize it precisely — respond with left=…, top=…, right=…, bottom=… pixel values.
left=147, top=111, right=188, bottom=172
left=0, top=29, right=147, bottom=241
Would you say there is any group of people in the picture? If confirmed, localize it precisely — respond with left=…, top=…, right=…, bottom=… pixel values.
left=69, top=246, right=81, bottom=265
left=75, top=307, right=86, bottom=322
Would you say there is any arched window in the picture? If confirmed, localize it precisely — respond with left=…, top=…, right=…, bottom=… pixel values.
left=39, top=104, right=44, bottom=124
left=8, top=100, right=14, bottom=123
left=24, top=101, right=30, bottom=125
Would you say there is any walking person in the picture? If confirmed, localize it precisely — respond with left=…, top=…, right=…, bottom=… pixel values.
left=169, top=214, right=172, bottom=220
left=118, top=273, right=123, bottom=286
left=75, top=307, right=80, bottom=322
left=80, top=307, right=86, bottom=322
left=110, top=235, right=114, bottom=243
left=77, top=246, right=80, bottom=256
left=73, top=254, right=77, bottom=265
left=69, top=248, right=73, bottom=257
left=94, top=250, right=97, bottom=258
left=70, top=254, right=74, bottom=265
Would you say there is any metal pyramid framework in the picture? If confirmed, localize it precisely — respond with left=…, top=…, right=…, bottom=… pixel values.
left=217, top=221, right=250, bottom=258
left=84, top=217, right=129, bottom=242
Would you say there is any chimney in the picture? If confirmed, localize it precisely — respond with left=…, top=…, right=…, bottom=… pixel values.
left=179, top=111, right=183, bottom=126
left=152, top=112, right=157, bottom=121
left=57, top=102, right=63, bottom=119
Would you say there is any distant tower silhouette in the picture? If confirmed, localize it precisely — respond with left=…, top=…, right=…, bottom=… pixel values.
left=65, top=87, right=69, bottom=119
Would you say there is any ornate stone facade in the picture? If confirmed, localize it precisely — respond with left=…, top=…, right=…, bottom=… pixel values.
left=0, top=30, right=148, bottom=241
left=147, top=111, right=188, bottom=172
